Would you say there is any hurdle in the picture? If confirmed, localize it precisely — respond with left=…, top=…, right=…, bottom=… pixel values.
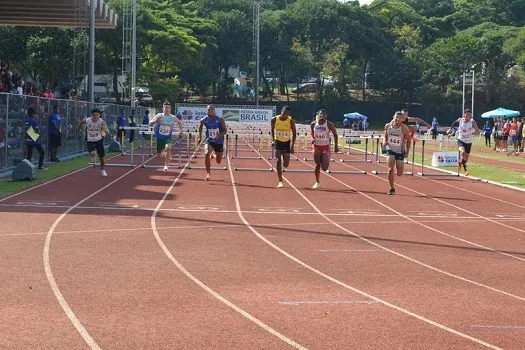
left=417, top=139, right=460, bottom=177
left=231, top=134, right=263, bottom=159
left=187, top=133, right=229, bottom=171
left=233, top=134, right=273, bottom=171
left=338, top=136, right=373, bottom=163
left=371, top=138, right=416, bottom=176
left=90, top=126, right=146, bottom=168
left=141, top=132, right=186, bottom=169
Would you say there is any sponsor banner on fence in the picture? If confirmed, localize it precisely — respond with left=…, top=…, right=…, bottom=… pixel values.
left=176, top=104, right=276, bottom=122
left=431, top=151, right=459, bottom=167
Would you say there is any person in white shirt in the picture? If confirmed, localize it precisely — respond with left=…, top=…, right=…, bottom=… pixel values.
left=81, top=108, right=111, bottom=176
left=447, top=108, right=480, bottom=176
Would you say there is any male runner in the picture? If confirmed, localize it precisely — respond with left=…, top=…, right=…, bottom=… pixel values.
left=447, top=108, right=480, bottom=176
left=271, top=106, right=296, bottom=188
left=84, top=108, right=111, bottom=176
left=400, top=109, right=430, bottom=156
left=311, top=109, right=338, bottom=189
left=198, top=105, right=227, bottom=181
left=384, top=111, right=411, bottom=195
left=149, top=102, right=183, bottom=171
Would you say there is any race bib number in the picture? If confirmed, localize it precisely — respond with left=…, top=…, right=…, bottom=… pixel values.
left=314, top=133, right=327, bottom=139
left=159, top=125, right=171, bottom=136
left=88, top=130, right=100, bottom=139
left=278, top=131, right=289, bottom=138
left=388, top=135, right=401, bottom=146
left=208, top=128, right=219, bottom=139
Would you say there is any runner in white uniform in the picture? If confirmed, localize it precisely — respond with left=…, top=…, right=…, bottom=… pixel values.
left=384, top=111, right=411, bottom=195
left=447, top=108, right=480, bottom=176
left=83, top=108, right=111, bottom=176
left=310, top=109, right=338, bottom=189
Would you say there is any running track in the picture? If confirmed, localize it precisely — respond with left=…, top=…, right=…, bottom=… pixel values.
left=0, top=143, right=524, bottom=349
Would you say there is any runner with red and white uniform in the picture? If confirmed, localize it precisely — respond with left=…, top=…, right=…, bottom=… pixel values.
left=310, top=109, right=338, bottom=189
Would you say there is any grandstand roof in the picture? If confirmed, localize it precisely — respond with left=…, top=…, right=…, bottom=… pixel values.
left=0, top=0, right=118, bottom=29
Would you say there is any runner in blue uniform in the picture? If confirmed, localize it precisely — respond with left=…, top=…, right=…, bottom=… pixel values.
left=149, top=102, right=183, bottom=171
left=197, top=105, right=227, bottom=181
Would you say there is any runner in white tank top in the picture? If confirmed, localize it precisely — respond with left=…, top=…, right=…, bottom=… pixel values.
left=447, top=108, right=480, bottom=176
left=384, top=111, right=411, bottom=195
left=310, top=109, right=338, bottom=189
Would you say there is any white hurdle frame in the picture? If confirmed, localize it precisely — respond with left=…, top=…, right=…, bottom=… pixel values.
left=371, top=137, right=416, bottom=176
left=417, top=139, right=460, bottom=177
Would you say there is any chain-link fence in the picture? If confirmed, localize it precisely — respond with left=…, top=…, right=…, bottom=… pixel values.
left=0, top=93, right=148, bottom=172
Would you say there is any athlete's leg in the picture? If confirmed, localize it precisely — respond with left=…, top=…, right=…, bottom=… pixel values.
left=164, top=143, right=172, bottom=170
left=204, top=143, right=212, bottom=175
left=320, top=151, right=330, bottom=171
left=395, top=158, right=405, bottom=176
left=275, top=148, right=283, bottom=182
left=387, top=154, right=396, bottom=193
left=406, top=125, right=417, bottom=156
left=313, top=149, right=322, bottom=185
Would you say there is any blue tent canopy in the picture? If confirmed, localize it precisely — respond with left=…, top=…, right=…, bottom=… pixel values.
left=481, top=107, right=521, bottom=119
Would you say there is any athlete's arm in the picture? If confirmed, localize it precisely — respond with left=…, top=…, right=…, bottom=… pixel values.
left=197, top=119, right=204, bottom=143
left=290, top=119, right=297, bottom=150
left=219, top=117, right=227, bottom=136
left=402, top=125, right=411, bottom=153
left=383, top=123, right=389, bottom=145
left=408, top=117, right=431, bottom=127
left=270, top=117, right=276, bottom=142
left=328, top=121, right=339, bottom=153
left=447, top=119, right=460, bottom=134
left=148, top=114, right=159, bottom=127
left=472, top=120, right=480, bottom=135
left=310, top=122, right=315, bottom=144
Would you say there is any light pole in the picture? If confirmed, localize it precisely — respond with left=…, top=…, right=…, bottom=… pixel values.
left=253, top=1, right=260, bottom=106
left=462, top=65, right=475, bottom=116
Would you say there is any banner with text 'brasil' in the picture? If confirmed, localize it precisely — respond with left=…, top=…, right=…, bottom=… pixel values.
left=175, top=104, right=276, bottom=122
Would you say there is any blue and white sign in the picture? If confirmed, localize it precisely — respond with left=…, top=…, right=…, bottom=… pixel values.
left=176, top=104, right=276, bottom=123
left=431, top=151, right=459, bottom=167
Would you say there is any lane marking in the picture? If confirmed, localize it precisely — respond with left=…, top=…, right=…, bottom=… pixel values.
left=227, top=157, right=503, bottom=349
left=319, top=249, right=382, bottom=253
left=43, top=155, right=156, bottom=350
left=279, top=300, right=380, bottom=306
left=471, top=325, right=525, bottom=330
left=151, top=151, right=307, bottom=349
left=334, top=158, right=525, bottom=262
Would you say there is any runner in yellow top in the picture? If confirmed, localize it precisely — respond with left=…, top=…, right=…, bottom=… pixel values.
left=271, top=106, right=296, bottom=188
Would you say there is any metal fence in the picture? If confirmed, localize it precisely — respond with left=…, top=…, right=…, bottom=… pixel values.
left=0, top=93, right=148, bottom=172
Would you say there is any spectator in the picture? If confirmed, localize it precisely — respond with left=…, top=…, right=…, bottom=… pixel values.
left=25, top=108, right=46, bottom=170
left=48, top=105, right=62, bottom=162
left=431, top=117, right=439, bottom=140
left=142, top=110, right=150, bottom=125
left=117, top=109, right=127, bottom=143
left=483, top=120, right=492, bottom=147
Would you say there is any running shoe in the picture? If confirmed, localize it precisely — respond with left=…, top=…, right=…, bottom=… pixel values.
left=101, top=170, right=108, bottom=177
left=388, top=188, right=395, bottom=195
left=163, top=165, right=168, bottom=172
left=464, top=172, right=470, bottom=177
left=312, top=182, right=320, bottom=189
left=205, top=173, right=211, bottom=181
left=277, top=181, right=284, bottom=188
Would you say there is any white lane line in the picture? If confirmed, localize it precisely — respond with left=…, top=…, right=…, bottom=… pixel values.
left=227, top=157, right=503, bottom=349
left=334, top=159, right=525, bottom=262
left=318, top=249, right=382, bottom=253
left=151, top=154, right=307, bottom=349
left=471, top=325, right=525, bottom=330
left=279, top=300, right=379, bottom=306
left=43, top=155, right=156, bottom=350
left=257, top=147, right=525, bottom=301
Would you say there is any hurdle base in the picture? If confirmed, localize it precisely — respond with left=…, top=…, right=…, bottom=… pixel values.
left=417, top=172, right=460, bottom=177
left=234, top=167, right=273, bottom=172
left=188, top=166, right=228, bottom=170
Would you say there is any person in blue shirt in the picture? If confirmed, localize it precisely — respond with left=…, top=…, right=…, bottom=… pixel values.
left=483, top=120, right=492, bottom=147
left=117, top=109, right=127, bottom=144
left=197, top=105, right=227, bottom=181
left=48, top=105, right=62, bottom=162
left=142, top=110, right=150, bottom=125
left=25, top=107, right=46, bottom=170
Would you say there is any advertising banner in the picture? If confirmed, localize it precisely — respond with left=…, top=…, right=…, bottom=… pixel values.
left=431, top=151, right=459, bottom=167
left=175, top=104, right=276, bottom=123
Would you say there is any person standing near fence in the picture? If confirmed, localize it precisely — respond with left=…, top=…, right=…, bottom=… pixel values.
left=483, top=120, right=492, bottom=147
left=117, top=109, right=127, bottom=145
left=271, top=106, right=296, bottom=188
left=384, top=111, right=411, bottom=195
left=447, top=108, right=480, bottom=176
left=48, top=105, right=62, bottom=162
left=25, top=108, right=46, bottom=170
